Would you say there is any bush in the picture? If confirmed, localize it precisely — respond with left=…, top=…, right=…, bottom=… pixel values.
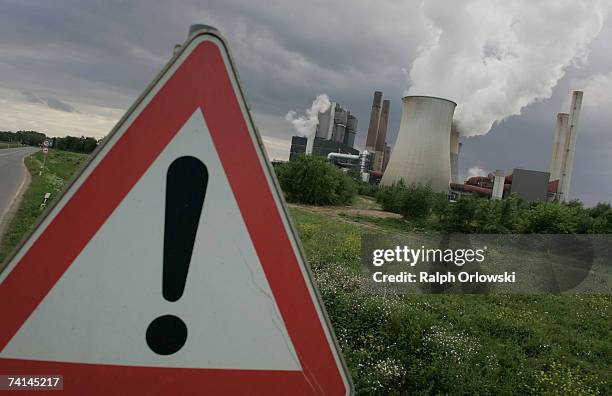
left=518, top=202, right=581, bottom=234
left=377, top=181, right=435, bottom=219
left=588, top=202, right=612, bottom=233
left=400, top=184, right=434, bottom=219
left=445, top=194, right=480, bottom=232
left=346, top=168, right=379, bottom=197
left=375, top=179, right=612, bottom=235
left=275, top=155, right=356, bottom=205
left=376, top=180, right=408, bottom=214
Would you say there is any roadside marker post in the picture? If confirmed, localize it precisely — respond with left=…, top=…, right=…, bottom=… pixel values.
left=39, top=144, right=49, bottom=176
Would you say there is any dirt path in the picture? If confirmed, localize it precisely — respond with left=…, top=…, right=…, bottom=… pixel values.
left=287, top=196, right=402, bottom=231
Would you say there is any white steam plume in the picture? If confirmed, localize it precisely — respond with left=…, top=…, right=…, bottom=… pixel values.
left=406, top=0, right=611, bottom=136
left=285, top=94, right=331, bottom=137
left=570, top=72, right=612, bottom=110
left=467, top=166, right=488, bottom=178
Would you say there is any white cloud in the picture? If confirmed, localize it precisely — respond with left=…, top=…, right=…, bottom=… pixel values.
left=252, top=110, right=293, bottom=161
left=467, top=166, right=488, bottom=178
left=0, top=87, right=122, bottom=138
left=407, top=0, right=611, bottom=136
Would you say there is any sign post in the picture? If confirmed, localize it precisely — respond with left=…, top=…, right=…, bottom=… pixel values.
left=39, top=140, right=50, bottom=175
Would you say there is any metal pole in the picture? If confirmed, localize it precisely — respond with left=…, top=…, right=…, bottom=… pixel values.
left=39, top=149, right=47, bottom=176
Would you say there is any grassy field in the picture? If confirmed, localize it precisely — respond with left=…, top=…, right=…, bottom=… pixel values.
left=0, top=149, right=89, bottom=264
left=1, top=151, right=610, bottom=395
left=292, top=207, right=611, bottom=395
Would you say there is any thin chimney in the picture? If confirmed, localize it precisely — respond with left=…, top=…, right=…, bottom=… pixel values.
left=365, top=91, right=382, bottom=151
left=373, top=99, right=390, bottom=172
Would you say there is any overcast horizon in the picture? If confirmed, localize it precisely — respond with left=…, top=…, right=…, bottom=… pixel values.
left=1, top=1, right=611, bottom=205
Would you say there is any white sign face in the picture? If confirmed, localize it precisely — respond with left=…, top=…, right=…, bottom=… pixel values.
left=43, top=140, right=50, bottom=147
left=0, top=29, right=352, bottom=395
left=1, top=109, right=301, bottom=370
left=42, top=147, right=48, bottom=154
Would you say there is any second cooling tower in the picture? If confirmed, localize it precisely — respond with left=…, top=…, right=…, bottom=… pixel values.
left=381, top=96, right=456, bottom=192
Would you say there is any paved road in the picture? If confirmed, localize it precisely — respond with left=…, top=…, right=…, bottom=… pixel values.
left=0, top=147, right=39, bottom=229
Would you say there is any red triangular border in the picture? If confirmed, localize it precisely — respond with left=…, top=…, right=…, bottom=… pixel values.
left=0, top=34, right=348, bottom=395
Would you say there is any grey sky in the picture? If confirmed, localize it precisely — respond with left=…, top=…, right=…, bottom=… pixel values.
left=0, top=0, right=610, bottom=205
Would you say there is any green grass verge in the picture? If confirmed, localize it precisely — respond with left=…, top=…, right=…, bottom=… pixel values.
left=291, top=207, right=611, bottom=395
left=0, top=150, right=89, bottom=264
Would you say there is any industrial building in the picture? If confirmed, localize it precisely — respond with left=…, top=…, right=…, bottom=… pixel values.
left=288, top=101, right=360, bottom=161
left=288, top=135, right=359, bottom=160
left=381, top=96, right=457, bottom=192
left=448, top=90, right=583, bottom=202
left=315, top=102, right=358, bottom=148
left=287, top=87, right=583, bottom=203
left=450, top=169, right=552, bottom=202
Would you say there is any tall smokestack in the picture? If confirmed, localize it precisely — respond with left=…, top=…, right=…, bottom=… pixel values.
left=381, top=96, right=456, bottom=192
left=373, top=99, right=390, bottom=172
left=365, top=91, right=382, bottom=151
left=558, top=91, right=583, bottom=201
left=450, top=123, right=460, bottom=183
left=548, top=113, right=569, bottom=181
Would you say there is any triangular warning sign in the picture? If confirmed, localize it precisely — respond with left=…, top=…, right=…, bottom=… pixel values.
left=0, top=27, right=352, bottom=395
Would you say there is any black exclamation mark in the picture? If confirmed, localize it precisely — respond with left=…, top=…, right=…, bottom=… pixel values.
left=146, top=156, right=208, bottom=355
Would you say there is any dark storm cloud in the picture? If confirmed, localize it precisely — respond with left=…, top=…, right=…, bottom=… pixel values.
left=0, top=1, right=610, bottom=204
left=20, top=91, right=45, bottom=104
left=45, top=96, right=76, bottom=113
left=20, top=90, right=75, bottom=112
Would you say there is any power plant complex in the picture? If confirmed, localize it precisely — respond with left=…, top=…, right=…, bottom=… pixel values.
left=289, top=101, right=360, bottom=161
left=288, top=89, right=584, bottom=203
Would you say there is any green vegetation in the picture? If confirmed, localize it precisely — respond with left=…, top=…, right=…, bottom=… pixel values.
left=275, top=155, right=356, bottom=205
left=0, top=131, right=98, bottom=154
left=377, top=181, right=612, bottom=234
left=0, top=150, right=89, bottom=264
left=53, top=135, right=98, bottom=154
left=293, top=206, right=611, bottom=395
left=1, top=131, right=46, bottom=147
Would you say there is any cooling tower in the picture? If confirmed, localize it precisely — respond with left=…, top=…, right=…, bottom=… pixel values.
left=373, top=99, right=390, bottom=172
left=383, top=144, right=391, bottom=172
left=365, top=91, right=383, bottom=151
left=450, top=124, right=460, bottom=184
left=548, top=113, right=569, bottom=181
left=558, top=91, right=583, bottom=201
left=381, top=96, right=456, bottom=192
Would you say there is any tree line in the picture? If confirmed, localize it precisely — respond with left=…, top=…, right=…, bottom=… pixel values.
left=377, top=180, right=612, bottom=234
left=0, top=130, right=99, bottom=154
left=272, top=155, right=612, bottom=234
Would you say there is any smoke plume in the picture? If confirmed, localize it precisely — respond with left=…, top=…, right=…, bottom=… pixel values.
left=467, top=166, right=488, bottom=178
left=571, top=72, right=612, bottom=110
left=285, top=94, right=331, bottom=137
left=406, top=0, right=611, bottom=136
